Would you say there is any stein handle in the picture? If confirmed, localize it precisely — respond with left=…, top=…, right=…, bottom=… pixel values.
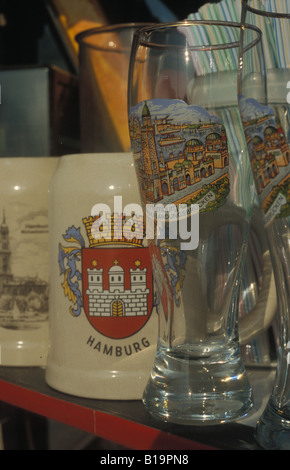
left=239, top=249, right=277, bottom=345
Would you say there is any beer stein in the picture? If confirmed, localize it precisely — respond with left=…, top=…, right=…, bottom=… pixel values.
left=0, top=157, right=58, bottom=366
left=239, top=0, right=290, bottom=449
left=128, top=21, right=261, bottom=424
left=45, top=153, right=158, bottom=399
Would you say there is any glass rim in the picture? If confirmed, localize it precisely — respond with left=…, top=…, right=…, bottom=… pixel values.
left=75, top=22, right=154, bottom=50
left=134, top=20, right=262, bottom=52
left=243, top=1, right=290, bottom=19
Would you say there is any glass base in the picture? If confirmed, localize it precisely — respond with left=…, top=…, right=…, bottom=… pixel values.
left=142, top=344, right=253, bottom=425
left=255, top=402, right=290, bottom=450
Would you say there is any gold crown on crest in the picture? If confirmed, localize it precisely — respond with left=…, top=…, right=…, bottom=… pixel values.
left=82, top=213, right=145, bottom=248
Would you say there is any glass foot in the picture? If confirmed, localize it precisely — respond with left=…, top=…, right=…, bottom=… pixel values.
left=142, top=345, right=253, bottom=425
left=255, top=402, right=290, bottom=450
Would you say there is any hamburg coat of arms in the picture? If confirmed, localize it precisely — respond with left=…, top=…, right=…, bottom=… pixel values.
left=58, top=214, right=154, bottom=340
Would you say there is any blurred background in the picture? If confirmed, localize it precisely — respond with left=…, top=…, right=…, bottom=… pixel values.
left=0, top=0, right=219, bottom=158
left=0, top=0, right=220, bottom=158
left=0, top=0, right=215, bottom=69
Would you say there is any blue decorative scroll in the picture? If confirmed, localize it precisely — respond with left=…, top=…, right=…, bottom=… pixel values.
left=58, top=226, right=85, bottom=316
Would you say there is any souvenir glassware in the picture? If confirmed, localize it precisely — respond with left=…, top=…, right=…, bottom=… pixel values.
left=128, top=21, right=260, bottom=424
left=239, top=0, right=290, bottom=449
left=76, top=23, right=151, bottom=153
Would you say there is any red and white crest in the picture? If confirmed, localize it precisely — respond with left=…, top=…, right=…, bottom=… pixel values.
left=82, top=247, right=153, bottom=339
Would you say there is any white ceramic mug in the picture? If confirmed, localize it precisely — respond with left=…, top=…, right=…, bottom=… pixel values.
left=45, top=153, right=158, bottom=399
left=0, top=157, right=59, bottom=366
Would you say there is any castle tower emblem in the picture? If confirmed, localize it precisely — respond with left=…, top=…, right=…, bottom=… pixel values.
left=82, top=248, right=153, bottom=339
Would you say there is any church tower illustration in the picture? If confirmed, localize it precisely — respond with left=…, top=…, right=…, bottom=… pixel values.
left=141, top=102, right=162, bottom=202
left=0, top=211, right=12, bottom=294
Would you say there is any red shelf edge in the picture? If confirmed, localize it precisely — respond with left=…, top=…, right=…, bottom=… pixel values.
left=91, top=408, right=215, bottom=450
left=0, top=379, right=95, bottom=434
left=0, top=378, right=216, bottom=450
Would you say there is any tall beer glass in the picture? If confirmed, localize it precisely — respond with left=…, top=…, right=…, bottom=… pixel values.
left=128, top=21, right=258, bottom=424
left=239, top=0, right=290, bottom=449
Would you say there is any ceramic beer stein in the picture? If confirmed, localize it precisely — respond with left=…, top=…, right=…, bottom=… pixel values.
left=0, top=157, right=58, bottom=366
left=45, top=153, right=158, bottom=399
